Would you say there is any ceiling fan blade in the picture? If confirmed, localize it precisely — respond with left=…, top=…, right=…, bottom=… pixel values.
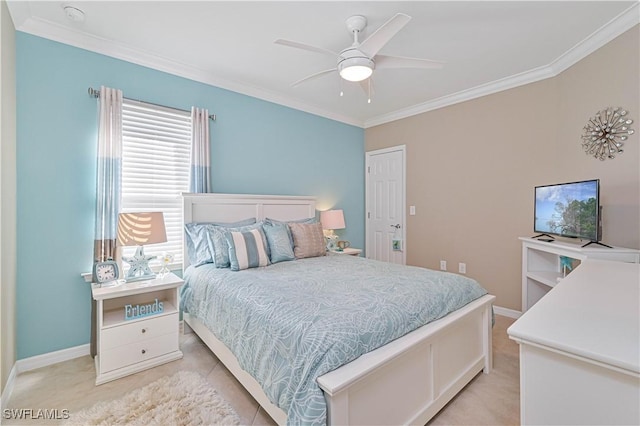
left=291, top=68, right=337, bottom=87
left=358, top=13, right=411, bottom=58
left=375, top=54, right=445, bottom=69
left=274, top=39, right=337, bottom=58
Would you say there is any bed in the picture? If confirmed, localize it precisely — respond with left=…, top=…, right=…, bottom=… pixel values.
left=181, top=193, right=495, bottom=425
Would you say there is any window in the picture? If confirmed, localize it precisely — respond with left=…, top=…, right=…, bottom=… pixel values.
left=121, top=99, right=191, bottom=266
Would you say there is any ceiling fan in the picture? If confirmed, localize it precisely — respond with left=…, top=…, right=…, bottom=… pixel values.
left=275, top=13, right=445, bottom=91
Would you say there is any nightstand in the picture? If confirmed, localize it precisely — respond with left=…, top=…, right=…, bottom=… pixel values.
left=92, top=272, right=184, bottom=385
left=330, top=247, right=362, bottom=256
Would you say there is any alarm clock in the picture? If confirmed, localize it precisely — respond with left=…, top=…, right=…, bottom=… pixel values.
left=92, top=260, right=119, bottom=285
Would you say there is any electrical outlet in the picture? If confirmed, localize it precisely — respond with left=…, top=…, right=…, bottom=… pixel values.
left=440, top=260, right=447, bottom=271
left=459, top=263, right=466, bottom=274
left=409, top=206, right=416, bottom=215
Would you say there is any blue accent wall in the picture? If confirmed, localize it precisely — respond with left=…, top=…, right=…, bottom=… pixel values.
left=16, top=33, right=364, bottom=359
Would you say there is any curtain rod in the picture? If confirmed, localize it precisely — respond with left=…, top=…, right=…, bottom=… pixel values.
left=87, top=87, right=216, bottom=121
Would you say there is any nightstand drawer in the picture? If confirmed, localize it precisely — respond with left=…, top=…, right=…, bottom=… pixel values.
left=101, top=313, right=178, bottom=351
left=100, top=330, right=179, bottom=373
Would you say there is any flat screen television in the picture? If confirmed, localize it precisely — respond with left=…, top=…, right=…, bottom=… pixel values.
left=534, top=179, right=600, bottom=242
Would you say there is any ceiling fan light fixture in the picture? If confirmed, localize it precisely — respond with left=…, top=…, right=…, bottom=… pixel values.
left=339, top=57, right=374, bottom=82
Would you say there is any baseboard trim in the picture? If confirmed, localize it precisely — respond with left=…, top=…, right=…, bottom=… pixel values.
left=493, top=305, right=522, bottom=319
left=15, top=344, right=90, bottom=374
left=1, top=363, right=18, bottom=414
left=14, top=320, right=187, bottom=376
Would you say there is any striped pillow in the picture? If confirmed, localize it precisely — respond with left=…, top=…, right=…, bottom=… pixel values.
left=225, top=228, right=270, bottom=271
left=207, top=222, right=267, bottom=268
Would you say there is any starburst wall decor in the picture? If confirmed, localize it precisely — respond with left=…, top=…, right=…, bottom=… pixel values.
left=581, top=107, right=634, bottom=161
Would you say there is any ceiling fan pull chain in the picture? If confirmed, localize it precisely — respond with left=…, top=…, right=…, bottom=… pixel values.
left=368, top=79, right=372, bottom=104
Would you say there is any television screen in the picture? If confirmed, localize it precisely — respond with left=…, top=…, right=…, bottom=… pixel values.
left=534, top=179, right=600, bottom=241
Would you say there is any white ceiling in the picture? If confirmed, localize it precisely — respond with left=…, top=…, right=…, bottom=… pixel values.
left=7, top=1, right=639, bottom=128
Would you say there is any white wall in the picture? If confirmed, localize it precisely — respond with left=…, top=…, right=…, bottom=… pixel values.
left=0, top=0, right=17, bottom=399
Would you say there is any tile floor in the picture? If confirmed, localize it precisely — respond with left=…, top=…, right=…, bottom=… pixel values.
left=5, top=315, right=519, bottom=425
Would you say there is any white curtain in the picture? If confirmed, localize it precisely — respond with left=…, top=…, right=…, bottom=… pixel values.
left=189, top=107, right=211, bottom=193
left=94, top=86, right=123, bottom=262
left=92, top=86, right=122, bottom=357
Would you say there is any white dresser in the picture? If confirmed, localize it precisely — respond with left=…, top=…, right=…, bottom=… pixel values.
left=508, top=259, right=640, bottom=425
left=520, top=237, right=639, bottom=311
left=92, top=273, right=184, bottom=385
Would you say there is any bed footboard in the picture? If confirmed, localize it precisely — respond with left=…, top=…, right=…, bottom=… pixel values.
left=185, top=294, right=494, bottom=425
left=318, top=294, right=494, bottom=425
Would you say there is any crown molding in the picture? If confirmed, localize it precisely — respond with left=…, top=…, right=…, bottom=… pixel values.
left=11, top=14, right=364, bottom=128
left=548, top=2, right=639, bottom=76
left=5, top=0, right=30, bottom=29
left=9, top=2, right=638, bottom=130
left=365, top=3, right=639, bottom=128
left=364, top=65, right=555, bottom=128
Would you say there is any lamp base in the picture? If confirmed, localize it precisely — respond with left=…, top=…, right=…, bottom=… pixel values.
left=324, top=233, right=339, bottom=251
left=122, top=246, right=157, bottom=282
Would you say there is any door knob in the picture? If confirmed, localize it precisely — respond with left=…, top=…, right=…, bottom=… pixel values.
left=390, top=224, right=401, bottom=229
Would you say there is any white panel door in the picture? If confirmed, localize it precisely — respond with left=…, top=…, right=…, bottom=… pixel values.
left=366, top=146, right=405, bottom=264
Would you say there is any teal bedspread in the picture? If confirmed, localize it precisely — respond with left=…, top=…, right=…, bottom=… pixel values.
left=181, top=255, right=488, bottom=425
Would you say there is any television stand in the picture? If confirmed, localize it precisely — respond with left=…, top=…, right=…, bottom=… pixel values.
left=519, top=237, right=640, bottom=312
left=582, top=241, right=612, bottom=248
left=532, top=234, right=555, bottom=241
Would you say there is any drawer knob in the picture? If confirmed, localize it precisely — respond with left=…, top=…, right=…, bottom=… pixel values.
left=141, top=328, right=147, bottom=334
left=141, top=349, right=146, bottom=354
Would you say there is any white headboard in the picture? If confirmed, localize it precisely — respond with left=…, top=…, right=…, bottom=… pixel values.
left=182, top=193, right=317, bottom=269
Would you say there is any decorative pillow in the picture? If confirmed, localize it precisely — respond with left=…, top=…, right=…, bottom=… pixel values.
left=184, top=218, right=256, bottom=267
left=225, top=228, right=270, bottom=271
left=289, top=222, right=326, bottom=259
left=207, top=222, right=268, bottom=268
left=263, top=220, right=295, bottom=264
left=265, top=217, right=317, bottom=248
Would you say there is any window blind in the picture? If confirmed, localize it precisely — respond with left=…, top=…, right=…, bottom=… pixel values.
left=121, top=99, right=191, bottom=266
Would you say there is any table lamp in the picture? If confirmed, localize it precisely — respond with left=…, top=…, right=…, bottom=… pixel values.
left=117, top=211, right=167, bottom=282
left=320, top=209, right=345, bottom=251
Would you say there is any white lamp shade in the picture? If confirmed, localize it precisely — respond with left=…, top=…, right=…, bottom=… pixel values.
left=320, top=209, right=346, bottom=230
left=117, top=212, right=167, bottom=247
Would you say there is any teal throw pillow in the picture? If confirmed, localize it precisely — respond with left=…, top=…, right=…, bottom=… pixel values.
left=263, top=220, right=295, bottom=263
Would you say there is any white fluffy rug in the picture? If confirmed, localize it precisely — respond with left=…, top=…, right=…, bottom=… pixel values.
left=65, top=371, right=241, bottom=425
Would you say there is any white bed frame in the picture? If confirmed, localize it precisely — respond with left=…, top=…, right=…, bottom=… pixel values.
left=182, top=193, right=495, bottom=425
